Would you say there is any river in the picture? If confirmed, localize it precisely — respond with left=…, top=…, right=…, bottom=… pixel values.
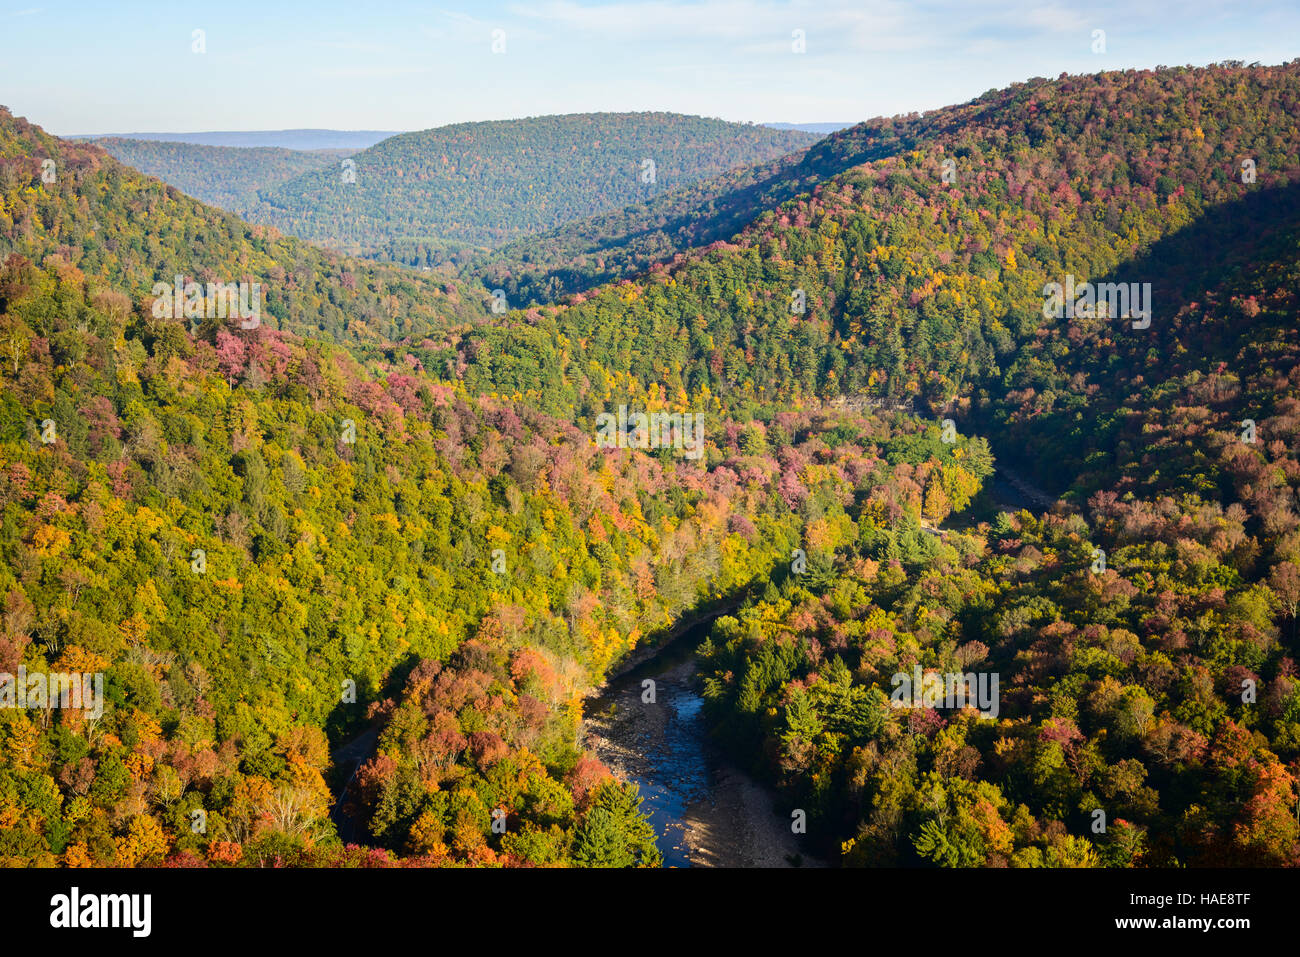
left=583, top=617, right=823, bottom=868
left=330, top=614, right=821, bottom=865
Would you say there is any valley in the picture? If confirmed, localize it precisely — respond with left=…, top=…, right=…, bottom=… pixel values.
left=584, top=632, right=819, bottom=868
left=2, top=55, right=1299, bottom=874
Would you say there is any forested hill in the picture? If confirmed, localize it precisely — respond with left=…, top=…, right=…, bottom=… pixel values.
left=0, top=107, right=484, bottom=344
left=464, top=108, right=940, bottom=305
left=245, top=113, right=820, bottom=259
left=89, top=139, right=352, bottom=215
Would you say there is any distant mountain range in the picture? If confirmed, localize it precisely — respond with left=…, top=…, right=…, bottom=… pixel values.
left=72, top=129, right=401, bottom=150
left=75, top=124, right=850, bottom=148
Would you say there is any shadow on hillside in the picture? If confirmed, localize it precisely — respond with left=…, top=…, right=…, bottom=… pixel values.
left=977, top=176, right=1300, bottom=495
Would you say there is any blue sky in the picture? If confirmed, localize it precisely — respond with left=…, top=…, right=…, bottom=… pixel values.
left=3, top=0, right=1297, bottom=136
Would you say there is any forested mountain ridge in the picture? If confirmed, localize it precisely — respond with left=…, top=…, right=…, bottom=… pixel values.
left=89, top=138, right=353, bottom=216
left=245, top=113, right=820, bottom=259
left=0, top=106, right=485, bottom=346
left=447, top=63, right=1300, bottom=420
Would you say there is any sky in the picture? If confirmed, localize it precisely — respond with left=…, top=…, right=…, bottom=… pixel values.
left=2, top=0, right=1297, bottom=136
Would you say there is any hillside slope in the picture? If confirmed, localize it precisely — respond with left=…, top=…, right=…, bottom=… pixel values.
left=696, top=214, right=1300, bottom=866
left=0, top=107, right=482, bottom=345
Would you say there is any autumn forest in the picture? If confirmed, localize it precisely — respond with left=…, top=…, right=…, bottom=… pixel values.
left=2, top=18, right=1300, bottom=887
